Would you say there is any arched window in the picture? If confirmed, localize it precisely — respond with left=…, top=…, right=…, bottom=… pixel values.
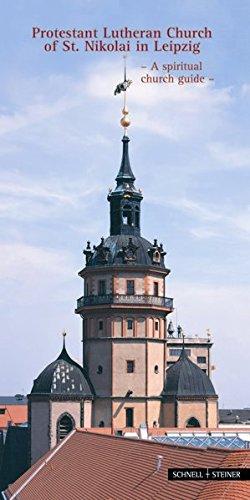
left=99, top=420, right=104, bottom=427
left=57, top=413, right=75, bottom=443
left=135, top=206, right=140, bottom=227
left=122, top=204, right=132, bottom=226
left=97, top=365, right=103, bottom=374
left=154, top=365, right=159, bottom=374
left=186, top=417, right=200, bottom=428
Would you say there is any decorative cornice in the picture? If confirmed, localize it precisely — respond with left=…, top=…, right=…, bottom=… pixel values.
left=162, top=395, right=218, bottom=402
left=82, top=337, right=168, bottom=344
left=95, top=395, right=162, bottom=401
left=28, top=393, right=93, bottom=402
left=79, top=265, right=170, bottom=277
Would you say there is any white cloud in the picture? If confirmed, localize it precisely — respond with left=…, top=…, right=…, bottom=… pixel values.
left=241, top=83, right=250, bottom=96
left=0, top=242, right=73, bottom=281
left=173, top=198, right=222, bottom=222
left=0, top=173, right=103, bottom=221
left=0, top=60, right=233, bottom=154
left=208, top=142, right=250, bottom=168
left=0, top=96, right=79, bottom=137
left=150, top=193, right=250, bottom=241
left=149, top=194, right=222, bottom=223
left=85, top=61, right=232, bottom=140
left=190, top=227, right=220, bottom=239
left=232, top=206, right=250, bottom=235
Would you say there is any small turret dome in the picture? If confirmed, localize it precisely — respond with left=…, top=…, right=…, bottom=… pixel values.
left=31, top=344, right=94, bottom=397
left=163, top=348, right=217, bottom=398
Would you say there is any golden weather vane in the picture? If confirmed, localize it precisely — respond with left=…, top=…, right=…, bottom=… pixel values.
left=114, top=55, right=132, bottom=134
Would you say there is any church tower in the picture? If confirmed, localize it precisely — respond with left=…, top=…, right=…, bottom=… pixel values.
left=75, top=76, right=174, bottom=429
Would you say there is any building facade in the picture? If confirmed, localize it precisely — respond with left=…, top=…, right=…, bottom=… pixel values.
left=28, top=340, right=94, bottom=465
left=75, top=133, right=218, bottom=430
left=27, top=129, right=219, bottom=465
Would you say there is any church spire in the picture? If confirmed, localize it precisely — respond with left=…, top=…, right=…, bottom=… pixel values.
left=115, top=56, right=135, bottom=186
left=108, top=58, right=143, bottom=236
left=116, top=135, right=135, bottom=185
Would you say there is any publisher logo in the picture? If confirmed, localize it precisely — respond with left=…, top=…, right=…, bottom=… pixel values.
left=168, top=468, right=250, bottom=481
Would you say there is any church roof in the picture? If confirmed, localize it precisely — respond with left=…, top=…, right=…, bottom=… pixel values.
left=86, top=234, right=167, bottom=269
left=7, top=430, right=249, bottom=500
left=163, top=348, right=217, bottom=398
left=219, top=408, right=250, bottom=424
left=30, top=344, right=94, bottom=397
left=115, top=135, right=135, bottom=184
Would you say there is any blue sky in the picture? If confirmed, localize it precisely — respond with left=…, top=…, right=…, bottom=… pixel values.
left=0, top=0, right=250, bottom=407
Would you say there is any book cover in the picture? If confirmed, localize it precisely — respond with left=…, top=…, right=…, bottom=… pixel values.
left=1, top=0, right=250, bottom=495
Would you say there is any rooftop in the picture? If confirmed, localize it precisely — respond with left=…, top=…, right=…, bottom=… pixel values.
left=153, top=435, right=249, bottom=449
left=163, top=347, right=217, bottom=398
left=0, top=396, right=27, bottom=406
left=30, top=343, right=94, bottom=397
left=0, top=404, right=27, bottom=430
left=5, top=430, right=250, bottom=500
left=219, top=409, right=250, bottom=425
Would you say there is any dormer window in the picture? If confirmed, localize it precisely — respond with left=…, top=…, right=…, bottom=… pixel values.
left=153, top=250, right=161, bottom=263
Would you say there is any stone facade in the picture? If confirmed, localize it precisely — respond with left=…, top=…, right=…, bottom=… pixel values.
left=162, top=398, right=218, bottom=428
left=29, top=396, right=93, bottom=465
left=78, top=266, right=171, bottom=428
left=75, top=133, right=219, bottom=430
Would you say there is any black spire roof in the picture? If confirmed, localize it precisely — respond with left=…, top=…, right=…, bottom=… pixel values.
left=31, top=342, right=94, bottom=397
left=116, top=135, right=135, bottom=184
left=163, top=348, right=217, bottom=398
left=82, top=134, right=168, bottom=269
left=107, top=135, right=143, bottom=236
left=109, top=135, right=141, bottom=197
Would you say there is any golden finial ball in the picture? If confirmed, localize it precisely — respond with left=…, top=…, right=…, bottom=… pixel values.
left=122, top=106, right=129, bottom=115
left=120, top=116, right=131, bottom=128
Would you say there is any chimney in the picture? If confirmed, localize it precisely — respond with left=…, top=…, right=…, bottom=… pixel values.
left=138, top=422, right=148, bottom=440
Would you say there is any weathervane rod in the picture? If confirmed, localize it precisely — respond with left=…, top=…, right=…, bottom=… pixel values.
left=123, top=55, right=127, bottom=110
left=114, top=56, right=132, bottom=135
left=123, top=54, right=127, bottom=82
left=62, top=330, right=67, bottom=349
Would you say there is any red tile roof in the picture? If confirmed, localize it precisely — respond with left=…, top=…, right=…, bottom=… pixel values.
left=0, top=405, right=27, bottom=429
left=197, top=450, right=250, bottom=499
left=6, top=429, right=250, bottom=500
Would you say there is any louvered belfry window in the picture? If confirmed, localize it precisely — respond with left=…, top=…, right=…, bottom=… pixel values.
left=57, top=414, right=74, bottom=442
